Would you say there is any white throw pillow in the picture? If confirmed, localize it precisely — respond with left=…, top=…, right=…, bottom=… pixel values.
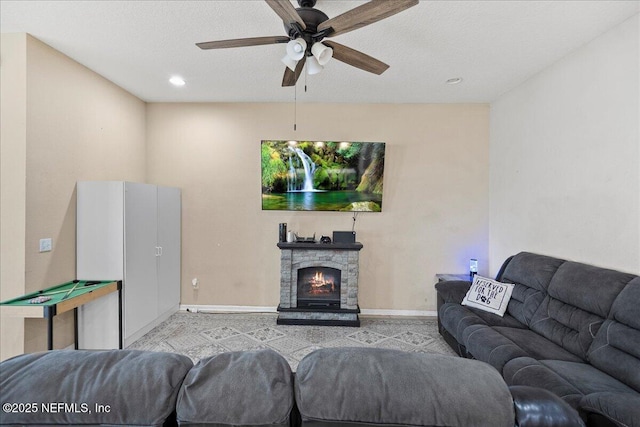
left=461, top=275, right=514, bottom=317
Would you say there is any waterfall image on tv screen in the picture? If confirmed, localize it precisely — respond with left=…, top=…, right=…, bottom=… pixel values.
left=261, top=140, right=385, bottom=212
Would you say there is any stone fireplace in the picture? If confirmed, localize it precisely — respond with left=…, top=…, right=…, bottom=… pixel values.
left=277, top=241, right=362, bottom=326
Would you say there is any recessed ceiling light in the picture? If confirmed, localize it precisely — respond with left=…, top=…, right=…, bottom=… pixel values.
left=446, top=77, right=463, bottom=85
left=169, top=76, right=186, bottom=86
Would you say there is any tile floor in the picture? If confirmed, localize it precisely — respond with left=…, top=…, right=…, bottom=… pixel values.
left=128, top=311, right=456, bottom=370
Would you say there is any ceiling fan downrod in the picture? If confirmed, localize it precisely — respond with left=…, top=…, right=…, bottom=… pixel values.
left=297, top=0, right=317, bottom=7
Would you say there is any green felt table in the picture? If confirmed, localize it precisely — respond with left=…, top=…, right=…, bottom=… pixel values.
left=0, top=280, right=122, bottom=350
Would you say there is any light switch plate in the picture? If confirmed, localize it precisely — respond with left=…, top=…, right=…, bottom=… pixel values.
left=39, top=238, right=52, bottom=252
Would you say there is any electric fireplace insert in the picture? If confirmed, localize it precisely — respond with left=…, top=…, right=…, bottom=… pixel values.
left=296, top=267, right=341, bottom=308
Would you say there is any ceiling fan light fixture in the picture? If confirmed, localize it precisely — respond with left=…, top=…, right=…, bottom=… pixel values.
left=286, top=38, right=307, bottom=61
left=311, top=42, right=333, bottom=66
left=281, top=54, right=299, bottom=72
left=306, top=56, right=323, bottom=75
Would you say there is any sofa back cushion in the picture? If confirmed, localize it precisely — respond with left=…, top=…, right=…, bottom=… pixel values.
left=295, top=348, right=515, bottom=427
left=588, top=277, right=640, bottom=392
left=0, top=350, right=193, bottom=426
left=530, top=262, right=635, bottom=360
left=176, top=349, right=294, bottom=427
left=500, top=252, right=565, bottom=326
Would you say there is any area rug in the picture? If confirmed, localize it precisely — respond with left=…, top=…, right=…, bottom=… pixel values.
left=128, top=311, right=456, bottom=370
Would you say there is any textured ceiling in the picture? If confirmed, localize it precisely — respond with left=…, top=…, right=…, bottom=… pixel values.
left=1, top=1, right=638, bottom=103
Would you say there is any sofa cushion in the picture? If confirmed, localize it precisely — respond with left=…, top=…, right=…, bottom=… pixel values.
left=494, top=327, right=584, bottom=363
left=539, top=360, right=636, bottom=395
left=439, top=303, right=488, bottom=343
left=463, top=324, right=582, bottom=374
left=468, top=307, right=526, bottom=329
left=439, top=303, right=526, bottom=344
left=503, top=357, right=584, bottom=408
left=528, top=261, right=634, bottom=361
left=295, top=347, right=515, bottom=427
left=500, top=252, right=565, bottom=292
left=580, top=392, right=640, bottom=427
left=588, top=277, right=640, bottom=392
left=499, top=252, right=565, bottom=326
left=608, top=276, right=640, bottom=329
left=0, top=349, right=193, bottom=426
left=462, top=325, right=530, bottom=372
left=545, top=262, right=634, bottom=318
left=176, top=349, right=293, bottom=427
left=503, top=356, right=637, bottom=410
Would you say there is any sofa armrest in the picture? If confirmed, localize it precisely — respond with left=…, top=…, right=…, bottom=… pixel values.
left=435, top=280, right=471, bottom=305
left=509, top=386, right=585, bottom=427
left=580, top=392, right=640, bottom=427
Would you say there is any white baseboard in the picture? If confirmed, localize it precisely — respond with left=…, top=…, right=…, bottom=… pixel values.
left=179, top=304, right=436, bottom=317
left=360, top=309, right=437, bottom=317
left=180, top=304, right=278, bottom=313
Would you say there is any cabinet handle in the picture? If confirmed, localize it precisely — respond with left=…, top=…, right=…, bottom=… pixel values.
left=158, top=246, right=163, bottom=256
left=155, top=246, right=160, bottom=257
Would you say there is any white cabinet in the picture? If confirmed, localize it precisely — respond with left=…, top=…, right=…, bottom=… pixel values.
left=77, top=181, right=181, bottom=349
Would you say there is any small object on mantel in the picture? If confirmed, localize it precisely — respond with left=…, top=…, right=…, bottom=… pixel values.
left=294, top=232, right=316, bottom=243
left=333, top=231, right=355, bottom=244
left=436, top=274, right=472, bottom=283
left=320, top=236, right=332, bottom=244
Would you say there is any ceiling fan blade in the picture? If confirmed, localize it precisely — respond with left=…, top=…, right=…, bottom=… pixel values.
left=196, top=36, right=289, bottom=50
left=323, top=41, right=389, bottom=75
left=318, top=0, right=418, bottom=37
left=265, top=0, right=306, bottom=30
left=282, top=56, right=306, bottom=87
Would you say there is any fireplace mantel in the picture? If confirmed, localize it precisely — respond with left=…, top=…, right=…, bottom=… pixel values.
left=277, top=241, right=362, bottom=326
left=277, top=242, right=363, bottom=251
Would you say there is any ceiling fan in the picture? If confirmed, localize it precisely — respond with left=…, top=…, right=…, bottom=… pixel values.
left=196, top=0, right=419, bottom=87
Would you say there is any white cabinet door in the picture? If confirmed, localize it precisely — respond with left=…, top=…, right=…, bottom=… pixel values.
left=77, top=181, right=124, bottom=349
left=157, top=186, right=181, bottom=315
left=76, top=181, right=124, bottom=280
left=124, top=182, right=158, bottom=338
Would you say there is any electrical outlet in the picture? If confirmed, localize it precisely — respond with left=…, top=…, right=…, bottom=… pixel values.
left=39, top=238, right=52, bottom=252
left=192, top=278, right=199, bottom=288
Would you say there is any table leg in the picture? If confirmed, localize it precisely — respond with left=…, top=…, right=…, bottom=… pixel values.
left=118, top=282, right=123, bottom=349
left=47, top=317, right=53, bottom=350
left=74, top=307, right=79, bottom=350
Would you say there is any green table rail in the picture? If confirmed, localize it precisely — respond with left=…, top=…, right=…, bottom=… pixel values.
left=0, top=280, right=122, bottom=350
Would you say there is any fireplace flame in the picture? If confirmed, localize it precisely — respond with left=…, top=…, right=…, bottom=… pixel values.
left=307, top=271, right=335, bottom=294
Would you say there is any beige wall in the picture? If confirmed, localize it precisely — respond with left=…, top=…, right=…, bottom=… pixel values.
left=490, top=14, right=640, bottom=275
left=0, top=35, right=147, bottom=357
left=1, top=33, right=28, bottom=360
left=146, top=103, right=489, bottom=312
left=2, top=35, right=488, bottom=358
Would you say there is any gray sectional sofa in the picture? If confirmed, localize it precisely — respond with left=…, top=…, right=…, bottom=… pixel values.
left=0, top=347, right=583, bottom=426
left=436, top=252, right=640, bottom=427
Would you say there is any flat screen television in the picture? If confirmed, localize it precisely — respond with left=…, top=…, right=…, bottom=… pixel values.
left=261, top=140, right=385, bottom=212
